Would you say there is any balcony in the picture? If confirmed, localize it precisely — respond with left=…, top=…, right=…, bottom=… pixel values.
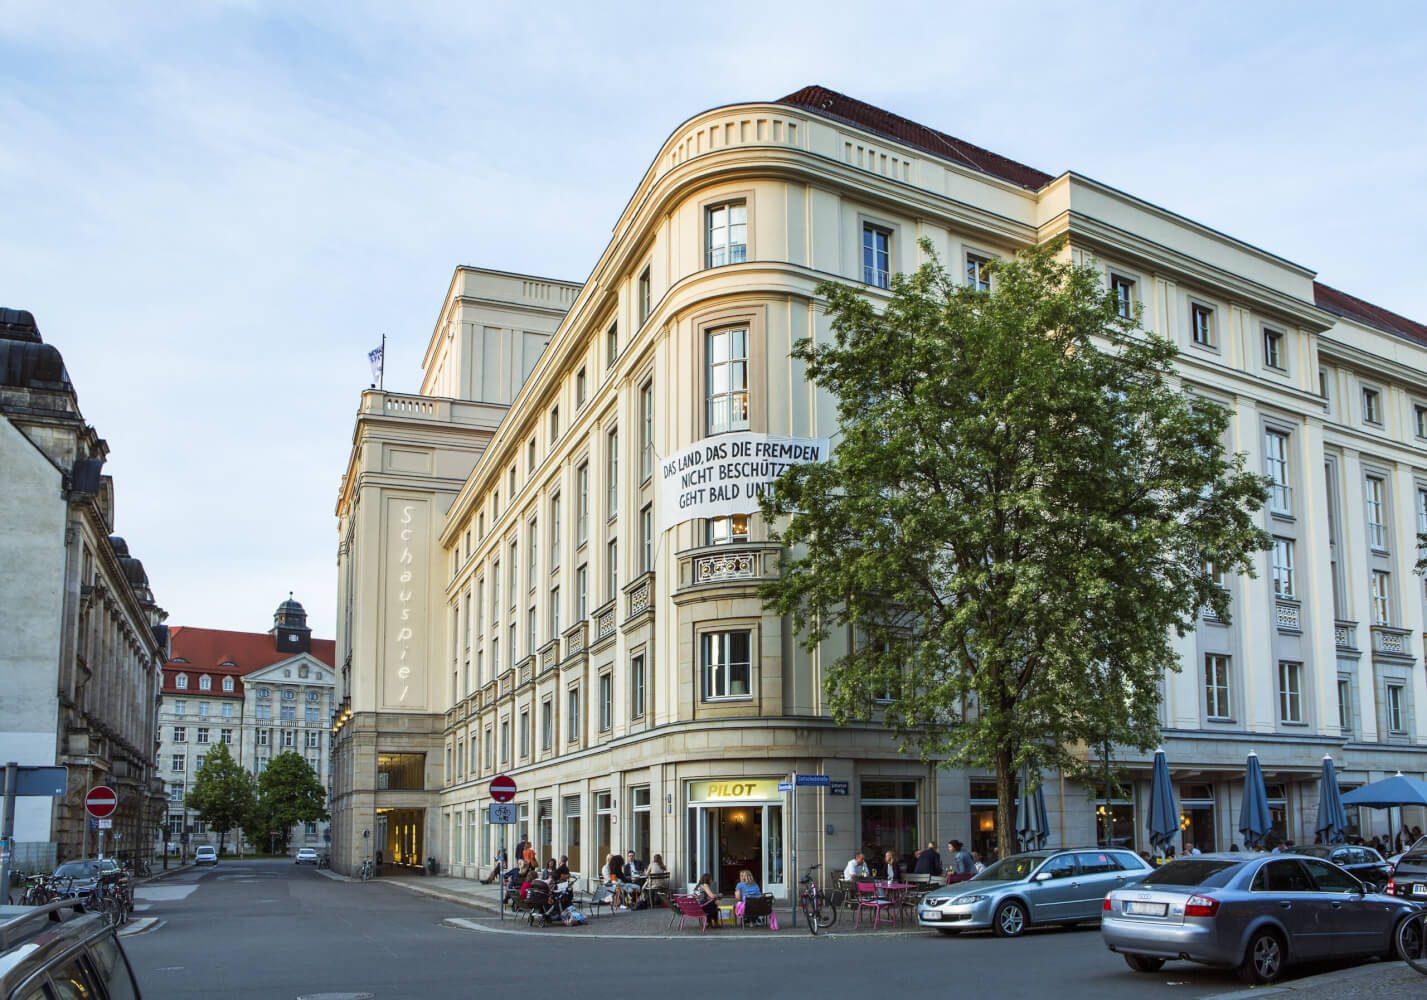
left=1274, top=601, right=1301, bottom=633
left=1371, top=625, right=1416, bottom=663
left=1334, top=620, right=1358, bottom=651
left=591, top=599, right=618, bottom=650
left=675, top=543, right=780, bottom=601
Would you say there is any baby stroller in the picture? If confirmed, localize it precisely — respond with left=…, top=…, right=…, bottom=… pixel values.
left=523, top=879, right=562, bottom=927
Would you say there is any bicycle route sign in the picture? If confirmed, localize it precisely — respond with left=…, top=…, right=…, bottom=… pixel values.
left=489, top=774, right=517, bottom=803
left=85, top=785, right=118, bottom=818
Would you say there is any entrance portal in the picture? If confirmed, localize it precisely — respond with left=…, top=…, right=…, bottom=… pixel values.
left=686, top=802, right=784, bottom=896
left=378, top=808, right=425, bottom=870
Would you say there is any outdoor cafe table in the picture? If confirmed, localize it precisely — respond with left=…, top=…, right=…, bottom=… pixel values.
left=858, top=881, right=912, bottom=926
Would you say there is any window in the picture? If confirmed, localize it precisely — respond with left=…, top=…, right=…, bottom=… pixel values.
left=282, top=729, right=294, bottom=748
left=862, top=224, right=890, bottom=288
left=966, top=253, right=991, bottom=291
left=550, top=495, right=561, bottom=569
left=1365, top=476, right=1387, bottom=548
left=306, top=731, right=320, bottom=748
left=707, top=513, right=748, bottom=545
left=492, top=562, right=501, bottom=618
left=1416, top=405, right=1427, bottom=439
left=528, top=518, right=538, bottom=586
left=1263, top=329, right=1285, bottom=369
left=509, top=465, right=517, bottom=499
left=493, top=488, right=500, bottom=518
left=508, top=622, right=516, bottom=669
left=606, top=430, right=618, bottom=519
left=484, top=728, right=493, bottom=769
left=169, top=782, right=183, bottom=802
left=702, top=630, right=752, bottom=700
left=1264, top=430, right=1291, bottom=514
left=1387, top=684, right=1405, bottom=733
left=576, top=565, right=588, bottom=620
left=526, top=606, right=536, bottom=654
left=640, top=504, right=653, bottom=572
left=1278, top=661, right=1303, bottom=724
left=550, top=405, right=560, bottom=442
left=705, top=201, right=747, bottom=268
left=599, top=672, right=612, bottom=731
left=258, top=728, right=269, bottom=746
left=1204, top=655, right=1231, bottom=720
left=1191, top=303, right=1215, bottom=347
left=1362, top=387, right=1381, bottom=424
left=1337, top=676, right=1353, bottom=732
left=255, top=703, right=271, bottom=720
left=567, top=686, right=581, bottom=743
left=631, top=654, right=645, bottom=719
left=1110, top=274, right=1134, bottom=319
left=221, top=728, right=233, bottom=744
left=196, top=727, right=209, bottom=744
left=638, top=267, right=651, bottom=325
left=577, top=463, right=589, bottom=545
left=222, top=676, right=234, bottom=692
left=519, top=710, right=530, bottom=758
left=173, top=726, right=186, bottom=743
left=509, top=541, right=518, bottom=607
left=500, top=719, right=510, bottom=763
left=280, top=705, right=295, bottom=721
left=305, top=706, right=319, bottom=723
left=1371, top=571, right=1391, bottom=625
left=198, top=701, right=210, bottom=716
left=706, top=328, right=749, bottom=434
left=576, top=367, right=587, bottom=408
left=307, top=690, right=319, bottom=702
left=221, top=702, right=233, bottom=718
left=1271, top=537, right=1295, bottom=598
left=173, top=699, right=185, bottom=715
left=528, top=437, right=537, bottom=477
left=550, top=585, right=560, bottom=639
left=491, top=636, right=499, bottom=676
left=172, top=754, right=184, bottom=771
left=640, top=381, right=654, bottom=481
left=563, top=794, right=582, bottom=872
left=607, top=322, right=618, bottom=366
left=541, top=697, right=553, bottom=751
left=176, top=674, right=188, bottom=690
left=281, top=689, right=296, bottom=700
left=606, top=540, right=618, bottom=602
left=199, top=674, right=211, bottom=691
left=1418, top=487, right=1427, bottom=537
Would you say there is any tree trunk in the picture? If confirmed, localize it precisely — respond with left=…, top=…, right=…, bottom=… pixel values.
left=995, top=745, right=1015, bottom=862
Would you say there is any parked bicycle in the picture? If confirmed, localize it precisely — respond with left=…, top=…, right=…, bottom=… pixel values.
left=798, top=864, right=837, bottom=935
left=359, top=857, right=374, bottom=881
left=317, top=853, right=330, bottom=870
left=21, top=874, right=61, bottom=907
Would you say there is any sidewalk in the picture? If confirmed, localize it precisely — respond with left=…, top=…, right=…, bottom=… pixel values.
left=1214, top=960, right=1427, bottom=1000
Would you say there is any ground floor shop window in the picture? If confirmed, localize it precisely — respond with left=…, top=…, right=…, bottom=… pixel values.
left=468, top=810, right=477, bottom=865
left=517, top=802, right=530, bottom=852
left=685, top=780, right=784, bottom=893
left=970, top=779, right=1017, bottom=861
left=1180, top=784, right=1215, bottom=852
left=1094, top=783, right=1134, bottom=848
left=631, top=786, right=651, bottom=862
left=595, top=792, right=613, bottom=869
left=450, top=812, right=461, bottom=863
left=538, top=799, right=553, bottom=862
left=564, top=795, right=582, bottom=873
left=1267, top=784, right=1288, bottom=845
left=861, top=780, right=918, bottom=874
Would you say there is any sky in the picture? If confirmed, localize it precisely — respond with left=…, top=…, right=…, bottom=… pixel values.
left=3, top=1, right=1424, bottom=639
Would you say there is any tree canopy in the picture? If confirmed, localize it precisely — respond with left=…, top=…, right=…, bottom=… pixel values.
left=242, top=752, right=328, bottom=853
left=759, top=240, right=1271, bottom=851
left=184, top=740, right=255, bottom=855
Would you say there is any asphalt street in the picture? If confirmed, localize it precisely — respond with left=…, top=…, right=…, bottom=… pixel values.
left=119, top=859, right=1409, bottom=1000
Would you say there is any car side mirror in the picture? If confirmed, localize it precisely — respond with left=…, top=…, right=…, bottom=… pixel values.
left=1033, top=871, right=1051, bottom=882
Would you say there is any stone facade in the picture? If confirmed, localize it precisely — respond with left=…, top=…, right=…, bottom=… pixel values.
left=0, top=307, right=167, bottom=870
left=335, top=89, right=1427, bottom=890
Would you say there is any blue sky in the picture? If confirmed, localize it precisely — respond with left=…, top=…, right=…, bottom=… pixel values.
left=3, top=1, right=1423, bottom=637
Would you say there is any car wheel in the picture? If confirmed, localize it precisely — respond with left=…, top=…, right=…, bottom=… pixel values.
left=1124, top=954, right=1165, bottom=973
left=1390, top=914, right=1423, bottom=961
left=936, top=928, right=961, bottom=936
left=992, top=900, right=1028, bottom=938
left=1238, top=929, right=1285, bottom=984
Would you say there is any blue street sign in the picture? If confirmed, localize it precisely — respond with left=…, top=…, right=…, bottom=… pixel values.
left=2, top=766, right=68, bottom=797
left=777, top=782, right=793, bottom=792
left=829, top=781, right=849, bottom=795
left=89, top=818, right=98, bottom=830
left=795, top=774, right=831, bottom=787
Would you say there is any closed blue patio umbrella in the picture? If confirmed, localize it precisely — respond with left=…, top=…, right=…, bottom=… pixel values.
left=1239, top=751, right=1273, bottom=849
left=1146, top=749, right=1178, bottom=856
left=1314, top=755, right=1349, bottom=845
left=1016, top=765, right=1050, bottom=851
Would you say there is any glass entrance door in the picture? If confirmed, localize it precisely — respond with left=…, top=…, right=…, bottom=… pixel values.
left=687, top=803, right=785, bottom=897
left=688, top=806, right=720, bottom=890
left=762, top=804, right=784, bottom=897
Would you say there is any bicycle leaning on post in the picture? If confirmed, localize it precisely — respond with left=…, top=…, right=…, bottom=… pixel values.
left=359, top=857, right=374, bottom=881
left=797, top=864, right=838, bottom=935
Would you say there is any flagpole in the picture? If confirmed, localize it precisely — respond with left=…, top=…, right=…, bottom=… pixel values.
left=380, top=333, right=386, bottom=391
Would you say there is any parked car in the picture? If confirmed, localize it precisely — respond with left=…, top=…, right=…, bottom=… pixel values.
left=918, top=848, right=1153, bottom=937
left=1, top=901, right=144, bottom=999
left=1386, top=846, right=1427, bottom=901
left=1102, top=853, right=1421, bottom=984
left=50, top=858, right=120, bottom=910
left=1387, top=837, right=1427, bottom=871
left=295, top=848, right=320, bottom=865
left=1293, top=844, right=1391, bottom=892
left=194, top=846, right=218, bottom=866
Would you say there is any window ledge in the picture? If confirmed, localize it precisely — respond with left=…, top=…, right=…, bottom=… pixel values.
left=1205, top=717, right=1237, bottom=725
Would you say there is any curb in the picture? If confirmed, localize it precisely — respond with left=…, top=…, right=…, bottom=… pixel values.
left=1209, top=959, right=1413, bottom=998
left=385, top=879, right=502, bottom=916
left=118, top=917, right=162, bottom=937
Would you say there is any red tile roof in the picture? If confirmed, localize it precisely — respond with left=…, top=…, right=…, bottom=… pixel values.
left=1313, top=282, right=1427, bottom=348
left=162, top=627, right=336, bottom=695
left=777, top=85, right=1055, bottom=191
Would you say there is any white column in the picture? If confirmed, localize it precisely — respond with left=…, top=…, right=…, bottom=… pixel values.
left=1233, top=399, right=1275, bottom=734
left=1300, top=418, right=1338, bottom=735
left=1339, top=450, right=1378, bottom=742
left=1392, top=468, right=1426, bottom=745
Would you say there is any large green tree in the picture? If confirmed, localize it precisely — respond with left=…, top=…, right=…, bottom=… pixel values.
left=759, top=240, right=1271, bottom=853
left=243, top=752, right=328, bottom=854
left=184, top=740, right=255, bottom=855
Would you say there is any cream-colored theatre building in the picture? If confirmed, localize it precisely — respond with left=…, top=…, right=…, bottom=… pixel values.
left=331, top=87, right=1427, bottom=888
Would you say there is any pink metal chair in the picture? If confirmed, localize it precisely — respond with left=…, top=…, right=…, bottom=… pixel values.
left=672, top=893, right=719, bottom=931
left=854, top=881, right=897, bottom=929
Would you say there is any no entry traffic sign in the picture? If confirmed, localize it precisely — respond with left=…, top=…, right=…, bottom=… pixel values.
left=489, top=775, right=517, bottom=803
left=85, top=785, right=118, bottom=818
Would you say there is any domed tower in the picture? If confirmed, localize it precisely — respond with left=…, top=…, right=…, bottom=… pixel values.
left=272, top=592, right=312, bottom=653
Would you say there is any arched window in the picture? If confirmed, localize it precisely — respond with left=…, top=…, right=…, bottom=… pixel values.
left=222, top=676, right=234, bottom=692
left=199, top=675, right=212, bottom=691
left=175, top=674, right=189, bottom=689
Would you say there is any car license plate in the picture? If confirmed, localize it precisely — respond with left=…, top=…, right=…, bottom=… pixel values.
left=920, top=910, right=942, bottom=920
left=1413, top=884, right=1427, bottom=897
left=1125, top=901, right=1168, bottom=916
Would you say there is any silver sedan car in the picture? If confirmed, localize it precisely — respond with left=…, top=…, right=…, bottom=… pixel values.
left=918, top=848, right=1153, bottom=936
left=1102, top=853, right=1422, bottom=984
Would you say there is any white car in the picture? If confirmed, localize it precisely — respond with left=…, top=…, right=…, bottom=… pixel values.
left=295, top=848, right=320, bottom=865
left=194, top=846, right=218, bottom=865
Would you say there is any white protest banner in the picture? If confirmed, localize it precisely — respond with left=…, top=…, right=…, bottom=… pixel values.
left=659, top=431, right=831, bottom=533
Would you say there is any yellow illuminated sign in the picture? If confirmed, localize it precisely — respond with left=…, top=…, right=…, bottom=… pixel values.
left=688, top=780, right=782, bottom=803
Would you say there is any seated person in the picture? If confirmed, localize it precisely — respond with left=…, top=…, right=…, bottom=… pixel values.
left=602, top=853, right=638, bottom=909
left=883, top=851, right=903, bottom=882
left=843, top=852, right=870, bottom=880
left=733, top=868, right=762, bottom=920
left=646, top=853, right=667, bottom=877
left=624, top=850, right=643, bottom=877
left=693, top=872, right=720, bottom=929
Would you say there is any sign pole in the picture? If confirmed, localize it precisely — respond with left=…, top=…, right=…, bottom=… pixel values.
left=790, top=769, right=797, bottom=929
left=1, top=762, right=17, bottom=903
